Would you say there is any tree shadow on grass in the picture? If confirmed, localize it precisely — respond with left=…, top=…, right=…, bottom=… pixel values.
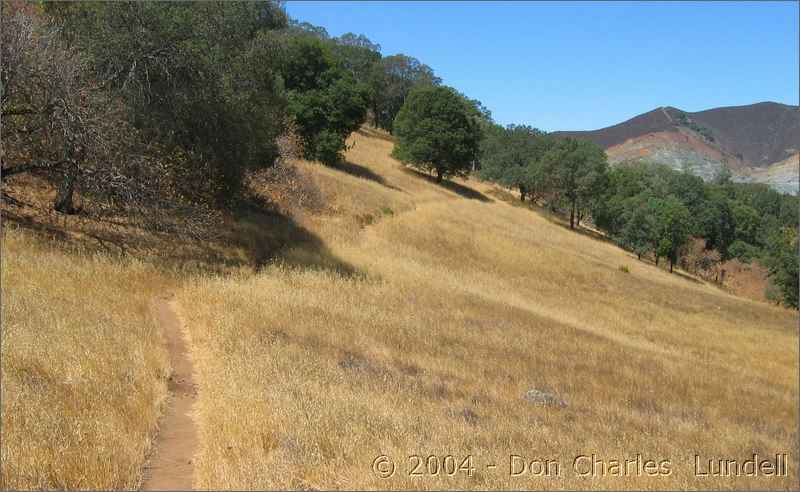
left=356, top=126, right=396, bottom=143
left=670, top=269, right=703, bottom=284
left=567, top=222, right=618, bottom=248
left=1, top=185, right=365, bottom=279
left=1, top=189, right=33, bottom=209
left=224, top=193, right=365, bottom=278
left=2, top=209, right=71, bottom=243
left=333, top=160, right=404, bottom=192
left=487, top=186, right=618, bottom=246
left=402, top=168, right=492, bottom=202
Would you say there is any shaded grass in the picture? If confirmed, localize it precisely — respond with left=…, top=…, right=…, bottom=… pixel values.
left=0, top=172, right=358, bottom=278
left=332, top=160, right=404, bottom=192
left=403, top=167, right=493, bottom=202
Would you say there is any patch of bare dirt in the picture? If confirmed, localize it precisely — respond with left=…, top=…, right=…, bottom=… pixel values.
left=720, top=259, right=772, bottom=304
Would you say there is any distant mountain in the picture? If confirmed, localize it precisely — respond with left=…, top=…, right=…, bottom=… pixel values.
left=553, top=102, right=800, bottom=194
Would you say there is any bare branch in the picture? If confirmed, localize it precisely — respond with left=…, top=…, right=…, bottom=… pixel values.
left=1, top=160, right=67, bottom=177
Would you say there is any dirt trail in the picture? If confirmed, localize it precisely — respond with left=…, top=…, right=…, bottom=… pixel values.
left=141, top=296, right=198, bottom=490
left=661, top=106, right=674, bottom=124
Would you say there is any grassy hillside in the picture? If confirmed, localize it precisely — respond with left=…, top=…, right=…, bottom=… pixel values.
left=180, top=130, right=798, bottom=489
left=2, top=128, right=797, bottom=489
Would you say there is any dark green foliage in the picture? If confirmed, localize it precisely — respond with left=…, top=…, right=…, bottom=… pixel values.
left=287, top=19, right=331, bottom=39
left=332, top=33, right=382, bottom=87
left=606, top=186, right=685, bottom=266
left=762, top=227, right=799, bottom=309
left=455, top=92, right=495, bottom=172
left=479, top=125, right=551, bottom=201
left=728, top=240, right=760, bottom=263
left=617, top=192, right=658, bottom=260
left=281, top=35, right=369, bottom=166
left=664, top=171, right=707, bottom=235
left=282, top=19, right=442, bottom=135
left=370, top=54, right=441, bottom=132
left=697, top=190, right=737, bottom=258
left=281, top=35, right=334, bottom=91
left=540, top=138, right=608, bottom=228
left=59, top=2, right=289, bottom=205
left=392, top=85, right=481, bottom=182
left=651, top=196, right=692, bottom=272
left=453, top=90, right=494, bottom=133
left=592, top=161, right=649, bottom=233
left=731, top=204, right=761, bottom=246
left=46, top=5, right=477, bottom=199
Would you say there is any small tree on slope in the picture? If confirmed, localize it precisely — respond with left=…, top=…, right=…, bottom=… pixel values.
left=618, top=193, right=657, bottom=260
left=541, top=137, right=608, bottom=229
left=652, top=196, right=692, bottom=273
left=391, top=85, right=481, bottom=183
left=480, top=125, right=551, bottom=202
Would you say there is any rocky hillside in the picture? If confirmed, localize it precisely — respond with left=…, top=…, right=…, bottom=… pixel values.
left=555, top=102, right=799, bottom=194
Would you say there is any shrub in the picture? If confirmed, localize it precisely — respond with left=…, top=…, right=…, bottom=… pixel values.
left=728, top=240, right=760, bottom=264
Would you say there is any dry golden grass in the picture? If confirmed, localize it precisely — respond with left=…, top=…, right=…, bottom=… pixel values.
left=0, top=227, right=172, bottom=489
left=1, top=127, right=796, bottom=489
left=172, top=128, right=799, bottom=490
left=719, top=259, right=773, bottom=304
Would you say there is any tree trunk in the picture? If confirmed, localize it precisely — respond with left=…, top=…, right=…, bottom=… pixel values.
left=655, top=256, right=659, bottom=266
left=669, top=258, right=674, bottom=273
left=519, top=185, right=526, bottom=202
left=54, top=163, right=78, bottom=214
left=435, top=167, right=443, bottom=183
left=637, top=252, right=642, bottom=260
left=569, top=200, right=576, bottom=229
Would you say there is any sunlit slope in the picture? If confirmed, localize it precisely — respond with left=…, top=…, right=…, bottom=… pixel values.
left=1, top=231, right=172, bottom=490
left=178, top=128, right=798, bottom=490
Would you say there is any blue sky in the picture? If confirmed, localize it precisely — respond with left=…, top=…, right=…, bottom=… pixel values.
left=285, top=1, right=799, bottom=131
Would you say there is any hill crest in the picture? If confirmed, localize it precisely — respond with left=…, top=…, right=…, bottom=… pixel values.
left=553, top=102, right=800, bottom=194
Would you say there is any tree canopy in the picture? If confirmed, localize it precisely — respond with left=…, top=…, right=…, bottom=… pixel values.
left=281, top=34, right=369, bottom=166
left=50, top=1, right=289, bottom=205
left=480, top=125, right=551, bottom=201
left=540, top=137, right=608, bottom=229
left=370, top=54, right=441, bottom=132
left=651, top=196, right=692, bottom=273
left=392, top=85, right=481, bottom=182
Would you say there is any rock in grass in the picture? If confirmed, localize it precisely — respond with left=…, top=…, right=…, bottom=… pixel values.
left=524, top=389, right=567, bottom=408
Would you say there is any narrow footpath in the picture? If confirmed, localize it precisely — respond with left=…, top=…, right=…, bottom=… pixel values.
left=141, top=296, right=198, bottom=490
